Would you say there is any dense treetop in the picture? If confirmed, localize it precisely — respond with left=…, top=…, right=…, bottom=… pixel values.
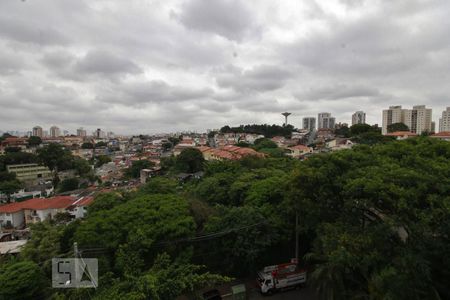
left=2, top=137, right=450, bottom=299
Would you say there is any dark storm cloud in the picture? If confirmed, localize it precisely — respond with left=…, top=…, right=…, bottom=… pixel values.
left=1, top=0, right=450, bottom=134
left=215, top=65, right=292, bottom=92
left=174, top=0, right=260, bottom=42
left=0, top=16, right=69, bottom=46
left=74, top=50, right=142, bottom=76
left=300, top=85, right=380, bottom=101
left=96, top=79, right=213, bottom=107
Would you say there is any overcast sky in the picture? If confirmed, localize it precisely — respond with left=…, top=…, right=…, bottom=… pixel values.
left=1, top=0, right=449, bottom=135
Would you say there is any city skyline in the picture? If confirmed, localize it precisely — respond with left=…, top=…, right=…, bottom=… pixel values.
left=1, top=1, right=450, bottom=134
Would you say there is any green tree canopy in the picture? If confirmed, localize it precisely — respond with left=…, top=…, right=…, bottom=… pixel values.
left=387, top=122, right=409, bottom=133
left=58, top=178, right=79, bottom=192
left=27, top=136, right=42, bottom=147
left=176, top=148, right=204, bottom=173
left=0, top=261, right=44, bottom=300
left=95, top=155, right=112, bottom=168
left=126, top=160, right=155, bottom=178
left=81, top=142, right=94, bottom=149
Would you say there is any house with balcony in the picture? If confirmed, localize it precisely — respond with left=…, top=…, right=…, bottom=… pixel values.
left=0, top=196, right=90, bottom=229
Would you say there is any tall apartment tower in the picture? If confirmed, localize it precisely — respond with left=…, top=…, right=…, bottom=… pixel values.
left=49, top=126, right=61, bottom=137
left=382, top=106, right=406, bottom=135
left=77, top=127, right=87, bottom=137
left=382, top=105, right=432, bottom=135
left=352, top=111, right=366, bottom=125
left=403, top=105, right=432, bottom=134
left=32, top=126, right=43, bottom=138
left=318, top=112, right=330, bottom=129
left=302, top=117, right=316, bottom=132
left=439, top=107, right=450, bottom=132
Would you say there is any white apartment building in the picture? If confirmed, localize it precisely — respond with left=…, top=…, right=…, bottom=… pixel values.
left=318, top=112, right=330, bottom=129
left=439, top=107, right=450, bottom=132
left=318, top=113, right=335, bottom=129
left=302, top=117, right=316, bottom=132
left=382, top=105, right=432, bottom=135
left=32, top=126, right=43, bottom=138
left=352, top=111, right=366, bottom=125
left=49, top=126, right=61, bottom=137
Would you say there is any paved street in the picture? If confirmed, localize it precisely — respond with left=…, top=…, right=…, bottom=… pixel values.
left=248, top=286, right=317, bottom=300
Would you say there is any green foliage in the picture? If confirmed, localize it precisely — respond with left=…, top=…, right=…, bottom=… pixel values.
left=96, top=141, right=108, bottom=147
left=252, top=138, right=278, bottom=150
left=72, top=157, right=92, bottom=176
left=334, top=125, right=350, bottom=137
left=27, top=136, right=42, bottom=147
left=21, top=221, right=63, bottom=273
left=0, top=260, right=44, bottom=300
left=168, top=136, right=181, bottom=146
left=0, top=151, right=37, bottom=171
left=37, top=143, right=73, bottom=171
left=387, top=122, right=409, bottom=133
left=289, top=138, right=450, bottom=298
left=126, top=160, right=155, bottom=178
left=349, top=124, right=379, bottom=136
left=75, top=194, right=196, bottom=266
left=162, top=142, right=172, bottom=151
left=81, top=142, right=94, bottom=149
left=95, top=155, right=112, bottom=168
left=0, top=178, right=22, bottom=201
left=139, top=177, right=178, bottom=195
left=220, top=123, right=294, bottom=138
left=4, top=147, right=22, bottom=153
left=87, top=192, right=124, bottom=214
left=58, top=178, right=79, bottom=192
left=175, top=148, right=204, bottom=173
left=93, top=253, right=231, bottom=300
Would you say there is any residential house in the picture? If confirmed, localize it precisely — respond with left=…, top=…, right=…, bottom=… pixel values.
left=385, top=131, right=418, bottom=140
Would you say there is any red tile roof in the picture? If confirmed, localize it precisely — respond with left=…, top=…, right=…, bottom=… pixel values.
left=290, top=145, right=311, bottom=151
left=74, top=196, right=94, bottom=206
left=386, top=131, right=418, bottom=137
left=431, top=131, right=450, bottom=137
left=0, top=196, right=75, bottom=213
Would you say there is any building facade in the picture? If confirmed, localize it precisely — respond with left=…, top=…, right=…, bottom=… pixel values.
left=6, top=164, right=52, bottom=183
left=32, top=126, right=43, bottom=138
left=352, top=111, right=366, bottom=125
left=439, top=107, right=450, bottom=132
left=49, top=126, right=61, bottom=138
left=403, top=105, right=432, bottom=134
left=77, top=127, right=87, bottom=137
left=322, top=117, right=336, bottom=129
left=302, top=117, right=316, bottom=132
left=382, top=105, right=432, bottom=135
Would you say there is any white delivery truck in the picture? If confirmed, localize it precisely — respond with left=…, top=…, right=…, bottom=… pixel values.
left=257, top=260, right=307, bottom=295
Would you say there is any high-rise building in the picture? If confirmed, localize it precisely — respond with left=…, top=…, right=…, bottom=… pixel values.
left=439, top=107, right=450, bottom=132
left=63, top=130, right=69, bottom=136
left=49, top=126, right=61, bottom=137
left=382, top=106, right=406, bottom=135
left=77, top=127, right=87, bottom=137
left=352, top=111, right=366, bottom=125
left=32, top=126, right=43, bottom=138
left=317, top=112, right=331, bottom=129
left=94, top=128, right=106, bottom=139
left=382, top=105, right=432, bottom=135
left=322, top=117, right=336, bottom=129
left=302, top=117, right=316, bottom=132
left=403, top=105, right=432, bottom=134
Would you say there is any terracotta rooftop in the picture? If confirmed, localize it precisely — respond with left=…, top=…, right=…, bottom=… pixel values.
left=431, top=131, right=450, bottom=137
left=386, top=131, right=418, bottom=137
left=0, top=196, right=75, bottom=213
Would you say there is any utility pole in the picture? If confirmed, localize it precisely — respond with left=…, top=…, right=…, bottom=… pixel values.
left=295, top=213, right=299, bottom=262
left=74, top=242, right=79, bottom=257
